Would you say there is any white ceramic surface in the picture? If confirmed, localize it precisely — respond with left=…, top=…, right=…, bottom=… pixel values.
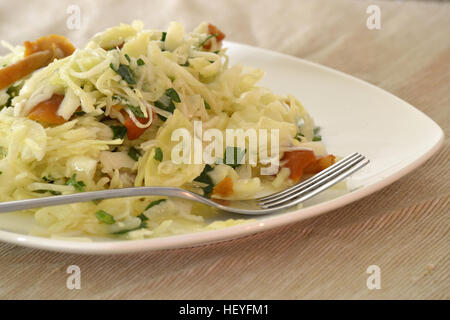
left=0, top=42, right=443, bottom=254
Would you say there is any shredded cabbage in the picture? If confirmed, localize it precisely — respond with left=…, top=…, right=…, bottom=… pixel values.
left=0, top=21, right=330, bottom=240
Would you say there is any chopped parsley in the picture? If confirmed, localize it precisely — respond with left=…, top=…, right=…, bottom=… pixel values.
left=110, top=125, right=127, bottom=140
left=295, top=132, right=304, bottom=142
left=128, top=146, right=141, bottom=161
left=154, top=147, right=163, bottom=162
left=161, top=32, right=167, bottom=41
left=164, top=88, right=181, bottom=103
left=0, top=146, right=6, bottom=159
left=153, top=88, right=181, bottom=121
left=65, top=174, right=86, bottom=192
left=137, top=58, right=145, bottom=66
left=124, top=53, right=131, bottom=63
left=110, top=63, right=136, bottom=85
left=218, top=147, right=246, bottom=169
left=96, top=210, right=116, bottom=224
left=73, top=111, right=86, bottom=116
left=34, top=190, right=62, bottom=196
left=145, top=199, right=166, bottom=211
left=204, top=100, right=211, bottom=110
left=194, top=164, right=214, bottom=197
left=1, top=85, right=20, bottom=108
left=42, top=176, right=55, bottom=184
left=312, top=127, right=322, bottom=141
left=127, top=104, right=146, bottom=118
left=180, top=60, right=190, bottom=67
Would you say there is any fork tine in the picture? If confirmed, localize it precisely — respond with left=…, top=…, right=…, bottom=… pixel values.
left=260, top=158, right=369, bottom=209
left=259, top=154, right=367, bottom=208
left=258, top=152, right=361, bottom=202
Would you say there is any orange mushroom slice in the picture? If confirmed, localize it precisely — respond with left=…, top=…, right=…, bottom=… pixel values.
left=0, top=51, right=53, bottom=90
left=0, top=35, right=75, bottom=90
left=27, top=94, right=66, bottom=125
left=202, top=24, right=226, bottom=51
left=213, top=176, right=234, bottom=197
left=24, top=34, right=75, bottom=60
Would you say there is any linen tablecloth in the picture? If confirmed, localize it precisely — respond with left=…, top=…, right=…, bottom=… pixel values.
left=0, top=0, right=448, bottom=299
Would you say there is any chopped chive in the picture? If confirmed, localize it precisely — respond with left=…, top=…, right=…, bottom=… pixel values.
left=312, top=135, right=322, bottom=141
left=161, top=32, right=167, bottom=41
left=124, top=54, right=131, bottom=63
left=198, top=33, right=219, bottom=48
left=96, top=210, right=116, bottom=224
left=128, top=146, right=141, bottom=161
left=137, top=58, right=145, bottom=66
left=110, top=125, right=127, bottom=140
left=204, top=100, right=211, bottom=110
left=154, top=147, right=163, bottom=162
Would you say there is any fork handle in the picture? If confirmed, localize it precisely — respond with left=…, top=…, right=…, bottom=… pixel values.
left=0, top=187, right=204, bottom=213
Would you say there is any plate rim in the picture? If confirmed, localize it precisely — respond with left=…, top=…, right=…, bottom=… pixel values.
left=0, top=42, right=444, bottom=254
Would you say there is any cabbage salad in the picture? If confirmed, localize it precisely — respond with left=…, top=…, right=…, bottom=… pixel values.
left=0, top=21, right=335, bottom=240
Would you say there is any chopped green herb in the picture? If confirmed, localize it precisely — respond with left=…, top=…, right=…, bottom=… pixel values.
left=154, top=97, right=175, bottom=114
left=313, top=126, right=321, bottom=135
left=96, top=210, right=116, bottom=224
left=161, top=32, right=167, bottom=41
left=180, top=60, right=190, bottom=67
left=65, top=174, right=86, bottom=192
left=194, top=164, right=214, bottom=197
left=157, top=114, right=167, bottom=121
left=2, top=85, right=20, bottom=108
left=113, top=209, right=151, bottom=235
left=0, top=146, right=6, bottom=159
left=154, top=147, right=163, bottom=162
left=312, top=135, right=322, bottom=141
left=73, top=111, right=86, bottom=116
left=204, top=100, right=211, bottom=110
left=137, top=58, right=145, bottom=66
left=295, top=133, right=304, bottom=142
left=110, top=125, right=127, bottom=139
left=110, top=63, right=136, bottom=85
left=145, top=199, right=166, bottom=211
left=219, top=147, right=246, bottom=169
left=42, top=176, right=55, bottom=184
left=128, top=146, right=141, bottom=161
left=124, top=53, right=131, bottom=63
left=127, top=104, right=146, bottom=118
left=164, top=88, right=181, bottom=103
left=34, top=190, right=62, bottom=196
left=198, top=33, right=219, bottom=48
left=0, top=171, right=2, bottom=175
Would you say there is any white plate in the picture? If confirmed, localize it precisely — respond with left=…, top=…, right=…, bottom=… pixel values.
left=0, top=42, right=443, bottom=254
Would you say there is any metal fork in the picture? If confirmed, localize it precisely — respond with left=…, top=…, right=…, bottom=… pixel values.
left=0, top=152, right=368, bottom=215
